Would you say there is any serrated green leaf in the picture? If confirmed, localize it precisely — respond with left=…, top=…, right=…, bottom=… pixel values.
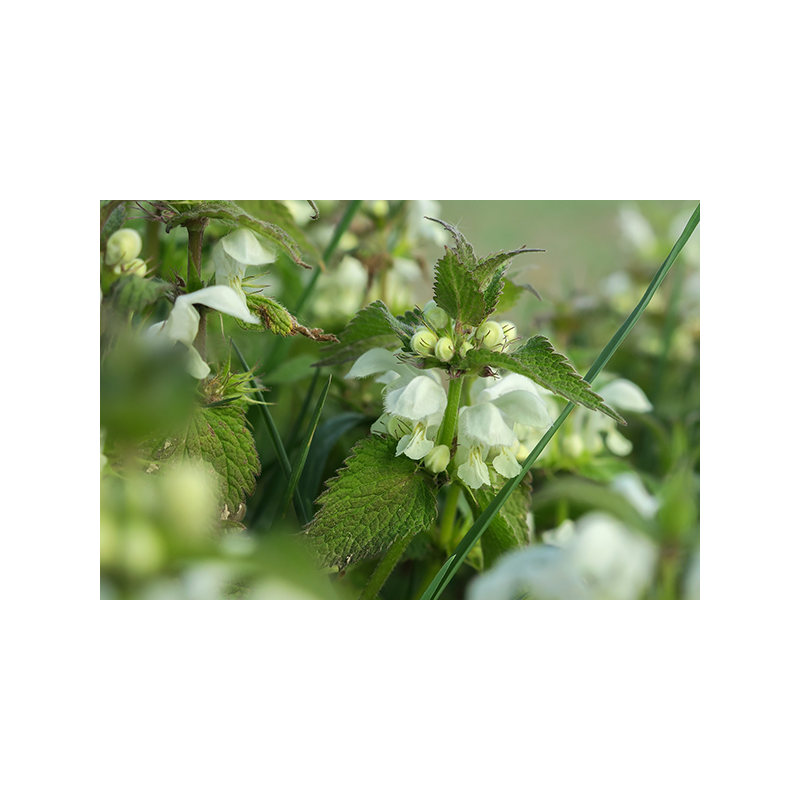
left=313, top=301, right=405, bottom=366
left=433, top=248, right=487, bottom=326
left=425, top=217, right=478, bottom=268
left=302, top=436, right=439, bottom=569
left=163, top=201, right=316, bottom=269
left=471, top=470, right=532, bottom=568
left=466, top=336, right=626, bottom=424
left=155, top=404, right=260, bottom=514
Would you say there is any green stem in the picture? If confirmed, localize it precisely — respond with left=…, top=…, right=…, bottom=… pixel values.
left=360, top=526, right=418, bottom=600
left=435, top=375, right=464, bottom=448
left=438, top=483, right=462, bottom=552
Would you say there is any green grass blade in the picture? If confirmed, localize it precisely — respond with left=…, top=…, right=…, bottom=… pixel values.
left=275, top=376, right=332, bottom=523
left=420, top=204, right=700, bottom=600
left=231, top=339, right=310, bottom=526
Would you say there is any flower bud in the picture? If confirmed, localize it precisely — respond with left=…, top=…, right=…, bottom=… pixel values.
left=459, top=340, right=474, bottom=358
left=115, top=258, right=147, bottom=277
left=475, top=321, right=504, bottom=350
left=422, top=300, right=450, bottom=331
left=423, top=444, right=451, bottom=474
left=500, top=321, right=518, bottom=345
left=410, top=328, right=438, bottom=356
left=105, top=228, right=143, bottom=266
left=434, top=336, right=455, bottom=362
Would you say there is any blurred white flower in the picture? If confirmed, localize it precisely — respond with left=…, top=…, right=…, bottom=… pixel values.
left=146, top=285, right=259, bottom=379
left=310, top=255, right=369, bottom=321
left=467, top=545, right=590, bottom=600
left=618, top=206, right=658, bottom=259
left=611, top=472, right=660, bottom=519
left=406, top=200, right=448, bottom=246
left=468, top=511, right=658, bottom=600
left=566, top=378, right=652, bottom=458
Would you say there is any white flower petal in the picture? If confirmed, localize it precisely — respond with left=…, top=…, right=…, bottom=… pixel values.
left=459, top=404, right=516, bottom=448
left=566, top=512, right=657, bottom=600
left=213, top=245, right=247, bottom=287
left=181, top=285, right=259, bottom=324
left=385, top=375, right=447, bottom=422
left=396, top=422, right=435, bottom=460
left=345, top=348, right=399, bottom=380
left=493, top=446, right=521, bottom=479
left=488, top=389, right=552, bottom=428
left=186, top=345, right=211, bottom=379
left=600, top=378, right=653, bottom=413
left=220, top=228, right=276, bottom=265
left=611, top=473, right=660, bottom=519
left=605, top=429, right=633, bottom=456
left=163, top=297, right=201, bottom=347
left=457, top=453, right=490, bottom=490
left=467, top=545, right=589, bottom=600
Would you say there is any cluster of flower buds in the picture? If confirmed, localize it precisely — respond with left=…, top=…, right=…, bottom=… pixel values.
left=105, top=228, right=147, bottom=277
left=409, top=301, right=518, bottom=365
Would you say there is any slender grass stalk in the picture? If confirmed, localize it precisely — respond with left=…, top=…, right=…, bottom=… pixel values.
left=420, top=204, right=700, bottom=600
left=231, top=339, right=309, bottom=526
left=274, top=376, right=332, bottom=522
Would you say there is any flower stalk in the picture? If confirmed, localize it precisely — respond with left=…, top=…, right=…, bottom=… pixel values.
left=435, top=375, right=464, bottom=449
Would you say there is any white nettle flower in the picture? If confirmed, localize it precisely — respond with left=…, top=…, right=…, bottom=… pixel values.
left=456, top=374, right=552, bottom=489
left=310, top=255, right=369, bottom=321
left=146, top=286, right=259, bottom=379
left=566, top=378, right=652, bottom=458
left=468, top=512, right=658, bottom=600
left=384, top=375, right=447, bottom=460
left=213, top=228, right=276, bottom=303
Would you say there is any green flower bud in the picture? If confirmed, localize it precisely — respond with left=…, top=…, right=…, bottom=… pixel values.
left=114, top=257, right=147, bottom=277
left=411, top=328, right=438, bottom=356
left=423, top=444, right=451, bottom=474
left=434, top=336, right=455, bottom=362
left=459, top=340, right=474, bottom=358
left=422, top=300, right=450, bottom=331
left=500, top=321, right=518, bottom=345
left=475, top=321, right=504, bottom=350
left=105, top=228, right=143, bottom=266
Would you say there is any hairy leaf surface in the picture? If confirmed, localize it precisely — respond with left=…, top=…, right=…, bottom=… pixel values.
left=303, top=436, right=439, bottom=569
left=433, top=248, right=487, bottom=326
left=154, top=404, right=260, bottom=513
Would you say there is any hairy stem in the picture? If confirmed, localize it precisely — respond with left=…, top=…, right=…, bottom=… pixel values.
left=435, top=375, right=464, bottom=449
